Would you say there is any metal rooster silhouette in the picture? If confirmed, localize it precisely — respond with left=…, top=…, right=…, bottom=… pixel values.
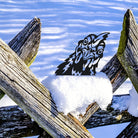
left=55, top=32, right=109, bottom=75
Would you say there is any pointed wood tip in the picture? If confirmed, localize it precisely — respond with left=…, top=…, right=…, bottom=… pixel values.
left=124, top=9, right=136, bottom=25
left=33, top=17, right=41, bottom=24
left=117, top=9, right=138, bottom=93
left=117, top=9, right=137, bottom=56
left=126, top=9, right=132, bottom=15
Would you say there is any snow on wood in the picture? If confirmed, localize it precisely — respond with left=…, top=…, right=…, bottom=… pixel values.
left=128, top=86, right=138, bottom=117
left=112, top=86, right=138, bottom=118
left=0, top=39, right=93, bottom=137
left=0, top=95, right=134, bottom=137
left=85, top=94, right=133, bottom=129
left=42, top=73, right=113, bottom=119
left=80, top=54, right=128, bottom=125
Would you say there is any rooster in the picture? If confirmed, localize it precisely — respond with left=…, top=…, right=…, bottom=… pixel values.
left=55, top=32, right=109, bottom=75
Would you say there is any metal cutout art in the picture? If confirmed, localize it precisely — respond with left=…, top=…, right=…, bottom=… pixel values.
left=55, top=32, right=110, bottom=75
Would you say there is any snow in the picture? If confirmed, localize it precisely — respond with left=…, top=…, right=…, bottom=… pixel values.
left=114, top=79, right=132, bottom=95
left=112, top=85, right=138, bottom=117
left=128, top=86, right=138, bottom=117
left=42, top=72, right=113, bottom=118
left=111, top=95, right=130, bottom=111
left=0, top=95, right=16, bottom=107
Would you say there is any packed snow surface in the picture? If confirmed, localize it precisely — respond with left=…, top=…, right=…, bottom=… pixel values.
left=42, top=72, right=113, bottom=118
left=112, top=85, right=138, bottom=118
left=111, top=95, right=130, bottom=111
left=128, top=86, right=138, bottom=117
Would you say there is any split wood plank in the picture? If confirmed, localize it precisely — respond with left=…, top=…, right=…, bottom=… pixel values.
left=8, top=17, right=41, bottom=67
left=117, top=9, right=138, bottom=93
left=0, top=39, right=93, bottom=138
left=0, top=106, right=45, bottom=138
left=85, top=94, right=133, bottom=128
left=117, top=118, right=138, bottom=138
left=0, top=95, right=134, bottom=137
left=0, top=17, right=41, bottom=100
left=117, top=9, right=138, bottom=137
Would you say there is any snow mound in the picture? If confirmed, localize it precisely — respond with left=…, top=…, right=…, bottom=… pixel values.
left=111, top=95, right=130, bottom=111
left=42, top=72, right=113, bottom=118
left=128, top=86, right=138, bottom=117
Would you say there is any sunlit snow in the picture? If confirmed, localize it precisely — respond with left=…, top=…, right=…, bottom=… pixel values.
left=42, top=72, right=112, bottom=118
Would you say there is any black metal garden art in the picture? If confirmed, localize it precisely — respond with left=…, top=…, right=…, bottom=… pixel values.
left=55, top=32, right=109, bottom=75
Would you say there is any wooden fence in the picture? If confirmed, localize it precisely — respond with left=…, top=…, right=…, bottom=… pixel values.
left=0, top=9, right=137, bottom=137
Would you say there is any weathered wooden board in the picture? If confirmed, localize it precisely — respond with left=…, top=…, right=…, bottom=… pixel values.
left=117, top=9, right=138, bottom=93
left=0, top=39, right=92, bottom=137
left=85, top=94, right=133, bottom=128
left=116, top=9, right=138, bottom=137
left=8, top=17, right=41, bottom=67
left=117, top=118, right=138, bottom=138
left=0, top=95, right=133, bottom=137
left=0, top=106, right=45, bottom=138
left=0, top=17, right=41, bottom=100
left=101, top=54, right=128, bottom=93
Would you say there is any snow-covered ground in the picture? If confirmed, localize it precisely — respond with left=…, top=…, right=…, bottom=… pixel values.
left=0, top=0, right=138, bottom=137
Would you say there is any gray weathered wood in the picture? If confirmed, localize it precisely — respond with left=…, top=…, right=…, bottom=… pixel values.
left=0, top=106, right=47, bottom=138
left=0, top=95, right=133, bottom=137
left=117, top=9, right=138, bottom=93
left=101, top=54, right=128, bottom=93
left=85, top=95, right=133, bottom=128
left=116, top=9, right=138, bottom=138
left=8, top=17, right=41, bottom=67
left=117, top=118, right=138, bottom=138
left=0, top=39, right=93, bottom=137
left=0, top=17, right=41, bottom=100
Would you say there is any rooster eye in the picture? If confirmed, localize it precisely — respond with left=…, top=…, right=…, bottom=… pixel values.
left=97, top=46, right=104, bottom=55
left=83, top=39, right=88, bottom=46
left=97, top=49, right=103, bottom=55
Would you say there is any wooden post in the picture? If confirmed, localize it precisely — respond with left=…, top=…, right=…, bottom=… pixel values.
left=0, top=106, right=45, bottom=138
left=8, top=17, right=41, bottom=67
left=116, top=9, right=138, bottom=137
left=0, top=39, right=92, bottom=137
left=101, top=54, right=128, bottom=93
left=117, top=118, right=138, bottom=138
left=117, top=9, right=138, bottom=93
left=0, top=17, right=41, bottom=100
left=85, top=94, right=133, bottom=129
